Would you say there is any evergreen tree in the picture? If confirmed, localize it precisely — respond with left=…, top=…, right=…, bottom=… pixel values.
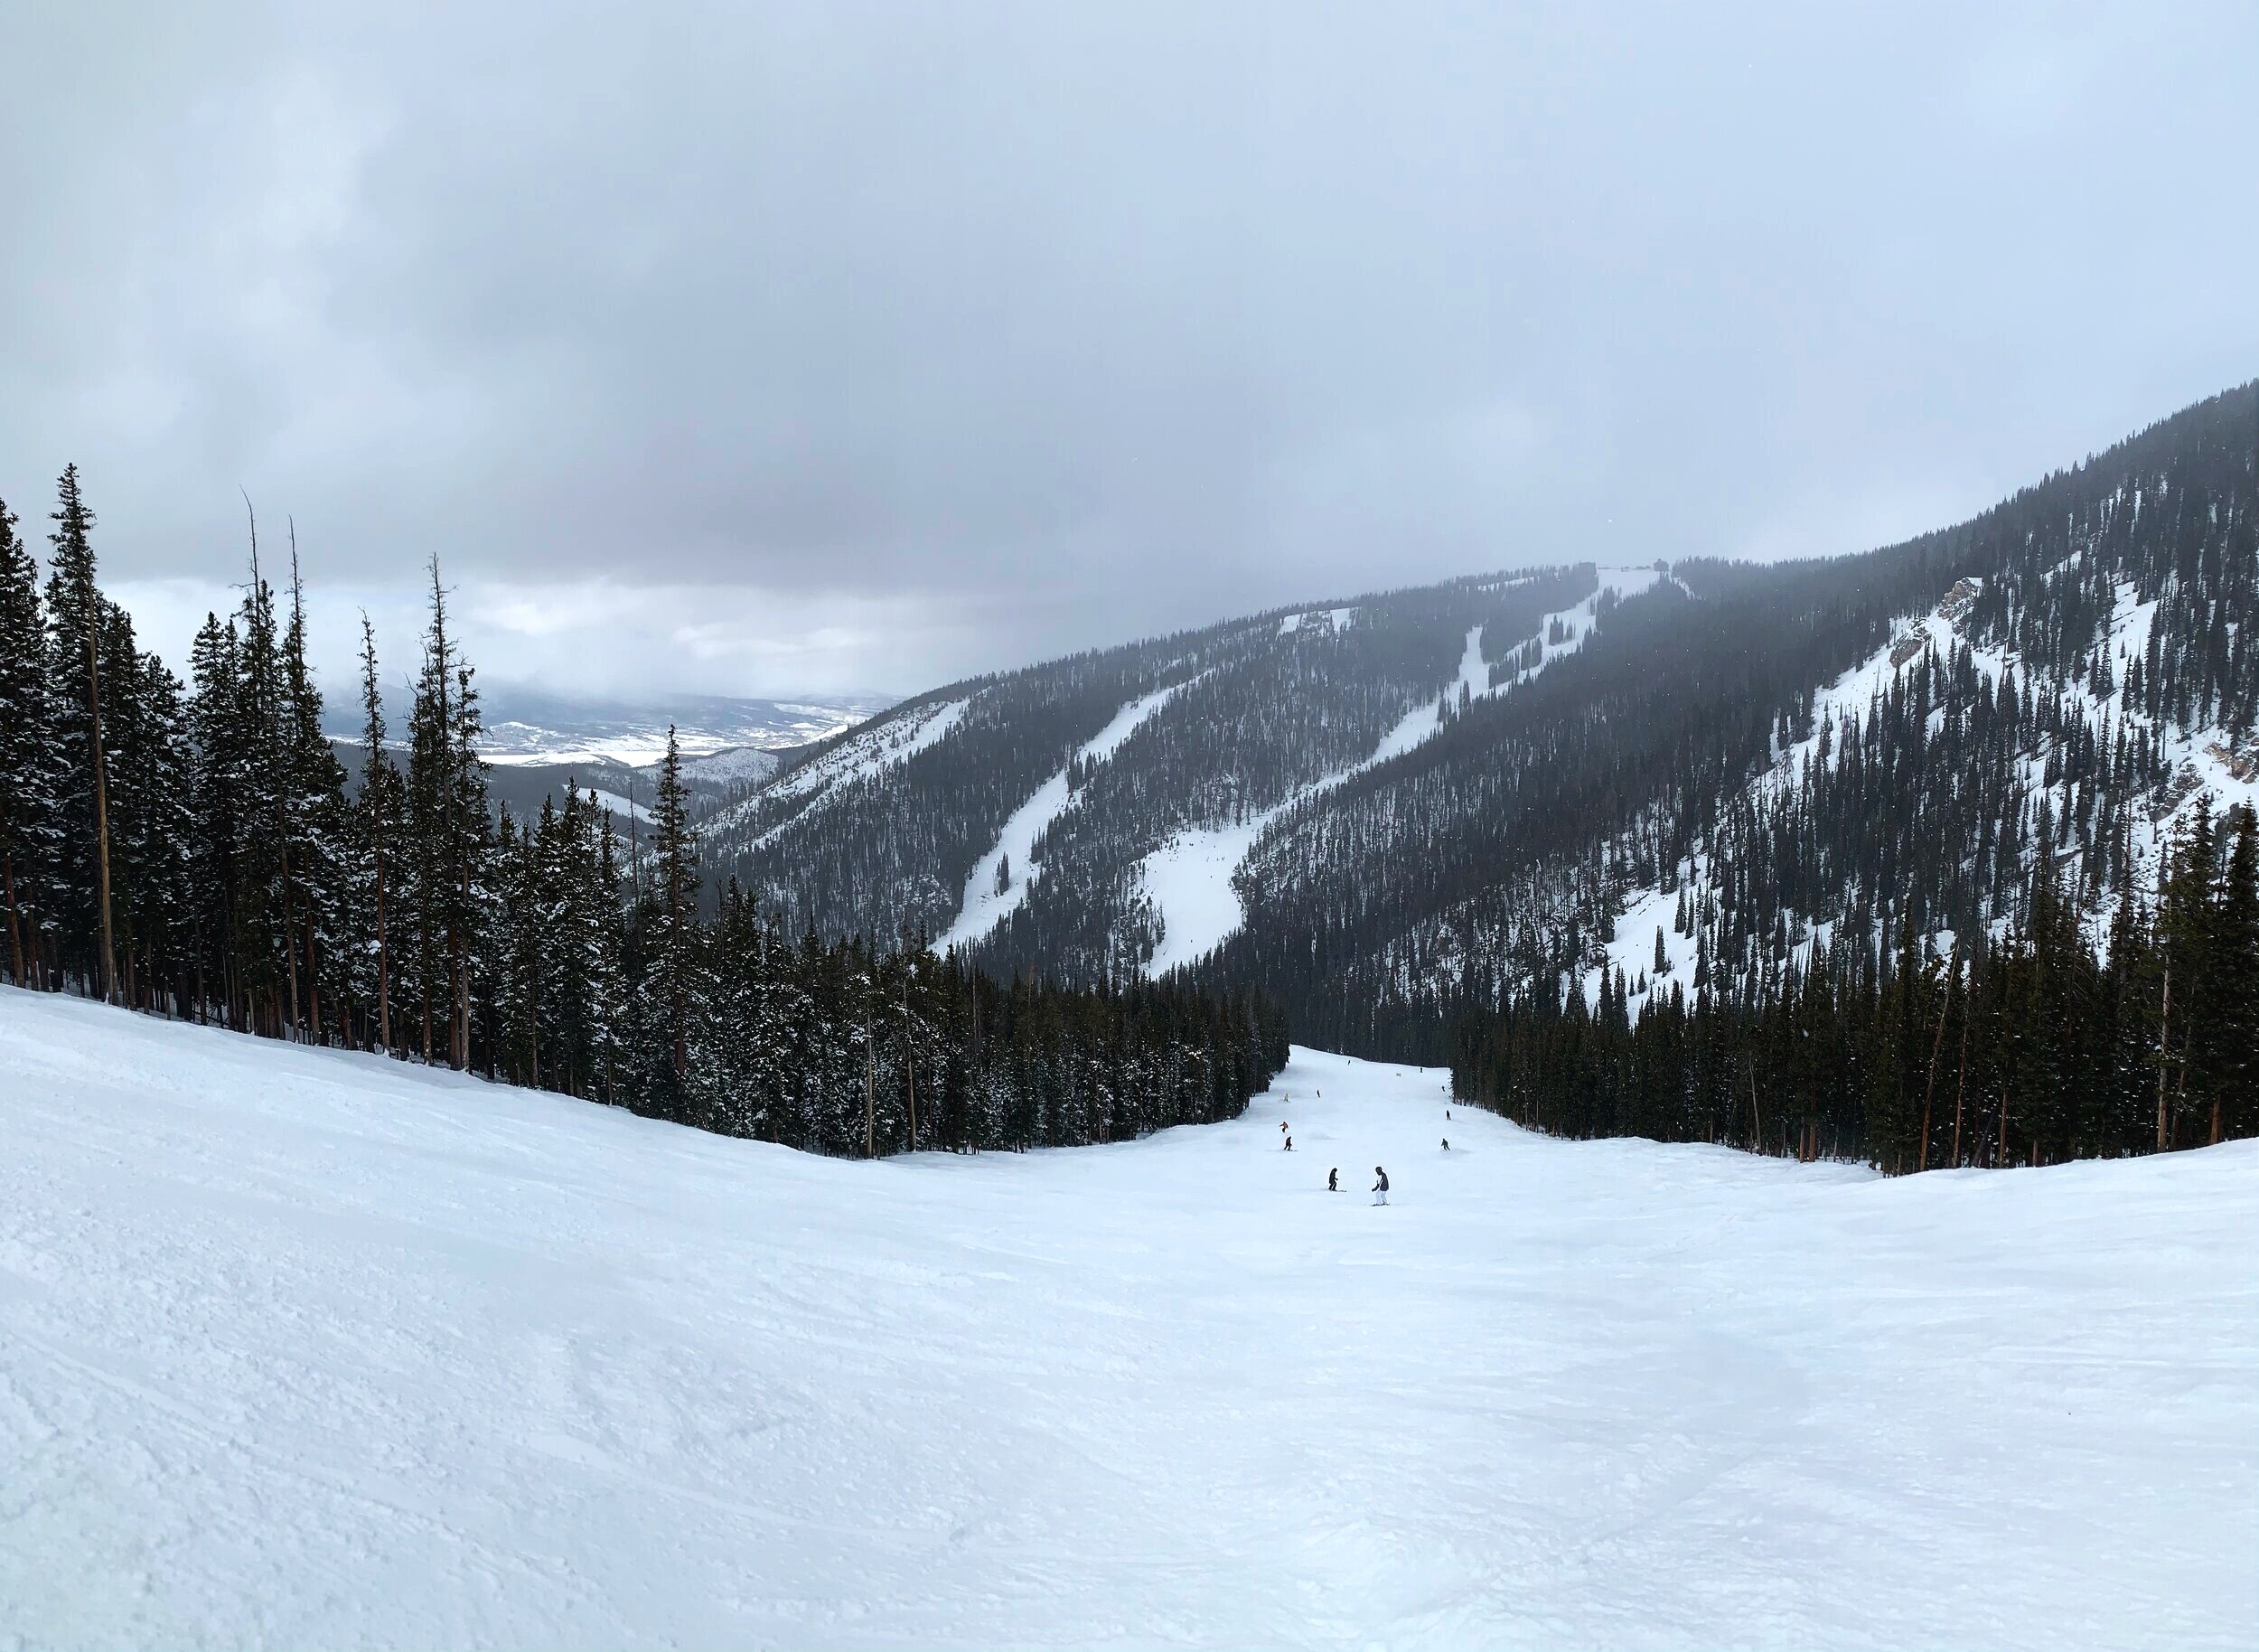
left=0, top=498, right=55, bottom=986
left=43, top=465, right=119, bottom=1000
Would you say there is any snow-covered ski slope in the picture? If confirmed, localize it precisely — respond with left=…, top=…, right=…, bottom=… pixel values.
left=937, top=675, right=1202, bottom=952
left=4, top=989, right=2252, bottom=1651
left=1139, top=565, right=1667, bottom=976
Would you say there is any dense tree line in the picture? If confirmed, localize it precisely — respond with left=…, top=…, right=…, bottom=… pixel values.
left=704, top=566, right=1590, bottom=979
left=1200, top=384, right=2259, bottom=1110
left=1452, top=809, right=2259, bottom=1166
left=968, top=567, right=1595, bottom=983
left=0, top=470, right=1287, bottom=1152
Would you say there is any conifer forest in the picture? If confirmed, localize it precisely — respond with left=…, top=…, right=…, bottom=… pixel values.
left=4, top=387, right=2255, bottom=1176
left=0, top=471, right=1288, bottom=1154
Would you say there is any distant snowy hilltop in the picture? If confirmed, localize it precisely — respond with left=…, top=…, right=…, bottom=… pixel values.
left=470, top=686, right=891, bottom=769
left=327, top=684, right=886, bottom=773
left=703, top=384, right=2257, bottom=1060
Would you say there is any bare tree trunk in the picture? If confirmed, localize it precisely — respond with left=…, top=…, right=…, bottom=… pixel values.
left=1952, top=993, right=1969, bottom=1169
left=374, top=858, right=390, bottom=1055
left=305, top=906, right=320, bottom=1045
left=1918, top=956, right=1954, bottom=1172
left=903, top=970, right=917, bottom=1151
left=275, top=817, right=300, bottom=1037
left=3, top=855, right=23, bottom=987
left=2157, top=963, right=2171, bottom=1152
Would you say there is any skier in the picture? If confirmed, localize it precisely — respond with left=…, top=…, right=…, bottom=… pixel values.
left=1284, top=1134, right=1293, bottom=1152
left=1441, top=1137, right=1449, bottom=1151
left=1371, top=1166, right=1389, bottom=1206
left=1327, top=1167, right=1338, bottom=1192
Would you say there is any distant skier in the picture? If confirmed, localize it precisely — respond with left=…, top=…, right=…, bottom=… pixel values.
left=1284, top=1135, right=1293, bottom=1152
left=1372, top=1166, right=1389, bottom=1206
left=1441, top=1137, right=1449, bottom=1151
left=1327, top=1167, right=1338, bottom=1192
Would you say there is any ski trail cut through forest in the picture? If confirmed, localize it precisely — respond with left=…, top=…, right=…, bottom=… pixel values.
left=1138, top=566, right=1667, bottom=976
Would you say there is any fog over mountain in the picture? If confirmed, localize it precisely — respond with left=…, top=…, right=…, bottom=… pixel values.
left=5, top=1, right=2256, bottom=704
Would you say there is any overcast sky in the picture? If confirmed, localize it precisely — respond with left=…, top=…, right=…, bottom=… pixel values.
left=4, top=1, right=2254, bottom=703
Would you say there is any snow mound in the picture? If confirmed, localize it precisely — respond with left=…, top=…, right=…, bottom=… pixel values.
left=5, top=988, right=2251, bottom=1648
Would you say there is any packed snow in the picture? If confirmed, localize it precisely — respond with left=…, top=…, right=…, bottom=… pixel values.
left=3, top=989, right=2251, bottom=1650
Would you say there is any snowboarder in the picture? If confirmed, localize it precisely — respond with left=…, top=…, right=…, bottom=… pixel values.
left=1284, top=1135, right=1293, bottom=1151
left=1327, top=1167, right=1338, bottom=1192
left=1372, top=1166, right=1389, bottom=1206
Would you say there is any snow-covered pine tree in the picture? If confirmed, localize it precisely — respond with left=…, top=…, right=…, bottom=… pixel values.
left=0, top=496, right=57, bottom=987
left=185, top=612, right=248, bottom=1026
left=42, top=465, right=119, bottom=1000
left=279, top=532, right=352, bottom=1042
left=354, top=614, right=403, bottom=1054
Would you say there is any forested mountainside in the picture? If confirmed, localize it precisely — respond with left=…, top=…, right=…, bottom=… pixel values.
left=1437, top=384, right=2259, bottom=1165
left=1277, top=382, right=2257, bottom=1042
left=0, top=478, right=1287, bottom=1156
left=708, top=565, right=1600, bottom=971
left=5, top=384, right=2248, bottom=1173
left=712, top=381, right=2256, bottom=1164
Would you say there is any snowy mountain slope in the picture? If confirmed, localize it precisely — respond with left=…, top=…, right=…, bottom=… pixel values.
left=936, top=674, right=1201, bottom=952
left=328, top=686, right=886, bottom=769
left=5, top=986, right=2253, bottom=1649
left=720, top=694, right=976, bottom=854
left=678, top=744, right=783, bottom=787
left=1585, top=531, right=2259, bottom=1021
left=1134, top=566, right=1677, bottom=976
left=1201, top=384, right=2258, bottom=1057
left=708, top=565, right=1599, bottom=976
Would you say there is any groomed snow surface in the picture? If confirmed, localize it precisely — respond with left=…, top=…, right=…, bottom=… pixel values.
left=3, top=990, right=2253, bottom=1650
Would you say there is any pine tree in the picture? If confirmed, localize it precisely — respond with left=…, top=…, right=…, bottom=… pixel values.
left=0, top=497, right=55, bottom=986
left=650, top=727, right=702, bottom=1093
left=186, top=613, right=248, bottom=1026
left=2212, top=805, right=2259, bottom=1142
left=279, top=529, right=352, bottom=1041
left=43, top=465, right=119, bottom=1000
left=356, top=615, right=402, bottom=1054
left=404, top=558, right=490, bottom=1067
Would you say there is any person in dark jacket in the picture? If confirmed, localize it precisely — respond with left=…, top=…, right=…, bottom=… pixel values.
left=1371, top=1167, right=1389, bottom=1206
left=1327, top=1167, right=1338, bottom=1192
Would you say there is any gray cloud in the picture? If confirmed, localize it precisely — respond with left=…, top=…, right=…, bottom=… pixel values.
left=5, top=0, right=2254, bottom=698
